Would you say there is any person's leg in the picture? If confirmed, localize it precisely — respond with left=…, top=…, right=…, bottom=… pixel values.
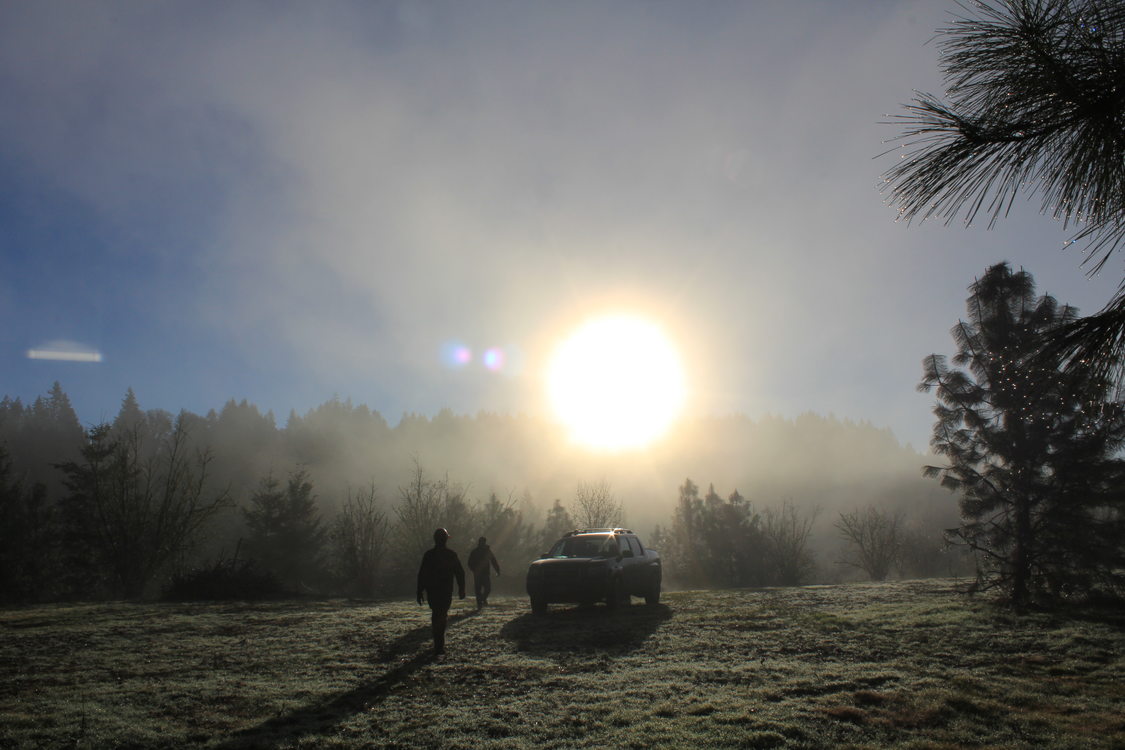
left=474, top=575, right=486, bottom=609
left=432, top=608, right=446, bottom=652
left=481, top=574, right=492, bottom=606
left=429, top=595, right=452, bottom=653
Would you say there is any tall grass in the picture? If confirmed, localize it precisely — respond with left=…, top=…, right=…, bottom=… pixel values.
left=1, top=579, right=1122, bottom=748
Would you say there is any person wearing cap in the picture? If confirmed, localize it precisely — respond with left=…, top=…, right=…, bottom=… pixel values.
left=416, top=527, right=466, bottom=654
left=467, top=536, right=501, bottom=609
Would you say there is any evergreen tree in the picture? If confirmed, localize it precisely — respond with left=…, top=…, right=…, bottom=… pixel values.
left=243, top=469, right=327, bottom=590
left=663, top=480, right=769, bottom=589
left=111, top=388, right=145, bottom=436
left=538, top=499, right=574, bottom=553
left=698, top=486, right=766, bottom=588
left=920, top=263, right=1125, bottom=607
left=44, top=382, right=82, bottom=434
left=1, top=383, right=84, bottom=494
left=665, top=479, right=706, bottom=588
left=208, top=399, right=282, bottom=496
left=0, top=446, right=55, bottom=603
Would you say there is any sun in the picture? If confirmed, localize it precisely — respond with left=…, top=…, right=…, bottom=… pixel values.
left=547, top=314, right=686, bottom=451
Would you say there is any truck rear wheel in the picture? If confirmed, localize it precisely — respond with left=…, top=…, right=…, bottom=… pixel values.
left=645, top=588, right=661, bottom=605
left=531, top=596, right=547, bottom=615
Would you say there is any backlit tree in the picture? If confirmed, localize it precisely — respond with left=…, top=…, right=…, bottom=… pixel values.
left=920, top=263, right=1125, bottom=608
left=243, top=469, right=327, bottom=590
left=58, top=416, right=230, bottom=598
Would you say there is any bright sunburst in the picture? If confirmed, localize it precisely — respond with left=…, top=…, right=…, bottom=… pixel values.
left=547, top=314, right=686, bottom=451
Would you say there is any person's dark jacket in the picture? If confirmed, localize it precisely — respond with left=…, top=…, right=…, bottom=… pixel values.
left=467, top=545, right=500, bottom=577
left=417, top=546, right=466, bottom=602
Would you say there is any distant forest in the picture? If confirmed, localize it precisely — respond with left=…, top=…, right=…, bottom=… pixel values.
left=0, top=382, right=964, bottom=603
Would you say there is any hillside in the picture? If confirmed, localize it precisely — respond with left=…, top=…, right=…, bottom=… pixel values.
left=2, top=580, right=1122, bottom=748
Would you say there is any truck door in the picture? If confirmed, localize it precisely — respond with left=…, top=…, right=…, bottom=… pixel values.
left=624, top=535, right=646, bottom=593
left=613, top=535, right=636, bottom=593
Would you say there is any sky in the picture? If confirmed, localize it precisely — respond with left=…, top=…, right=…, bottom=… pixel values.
left=2, top=0, right=1121, bottom=452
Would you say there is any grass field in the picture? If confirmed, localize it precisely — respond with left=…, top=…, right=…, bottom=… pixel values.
left=1, top=579, right=1122, bottom=749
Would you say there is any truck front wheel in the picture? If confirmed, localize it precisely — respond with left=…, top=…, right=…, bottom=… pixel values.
left=605, top=578, right=628, bottom=610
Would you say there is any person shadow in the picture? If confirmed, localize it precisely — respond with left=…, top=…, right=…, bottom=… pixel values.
left=215, top=610, right=476, bottom=749
left=501, top=602, right=672, bottom=658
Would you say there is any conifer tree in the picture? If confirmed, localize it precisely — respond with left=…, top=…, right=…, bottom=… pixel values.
left=243, top=468, right=327, bottom=590
left=538, top=498, right=574, bottom=553
left=0, top=446, right=54, bottom=602
left=112, top=388, right=145, bottom=436
left=920, top=263, right=1125, bottom=607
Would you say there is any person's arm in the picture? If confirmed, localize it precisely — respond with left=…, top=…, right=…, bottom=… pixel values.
left=417, top=553, right=427, bottom=604
left=454, top=553, right=466, bottom=599
left=490, top=551, right=500, bottom=575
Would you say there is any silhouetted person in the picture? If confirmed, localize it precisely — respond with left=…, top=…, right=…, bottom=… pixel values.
left=467, top=536, right=501, bottom=609
left=416, top=527, right=465, bottom=654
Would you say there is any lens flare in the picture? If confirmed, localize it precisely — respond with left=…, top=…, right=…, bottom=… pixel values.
left=441, top=341, right=473, bottom=368
left=482, top=347, right=505, bottom=372
left=27, top=340, right=103, bottom=363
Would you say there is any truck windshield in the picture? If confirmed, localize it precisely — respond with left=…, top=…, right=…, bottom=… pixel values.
left=549, top=536, right=613, bottom=558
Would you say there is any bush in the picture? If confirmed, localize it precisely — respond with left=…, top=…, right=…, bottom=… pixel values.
left=163, top=558, right=288, bottom=601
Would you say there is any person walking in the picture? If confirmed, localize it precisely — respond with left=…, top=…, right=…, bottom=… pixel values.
left=416, top=527, right=465, bottom=655
left=467, top=536, right=501, bottom=609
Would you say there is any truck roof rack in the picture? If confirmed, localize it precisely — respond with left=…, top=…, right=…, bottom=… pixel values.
left=564, top=527, right=634, bottom=536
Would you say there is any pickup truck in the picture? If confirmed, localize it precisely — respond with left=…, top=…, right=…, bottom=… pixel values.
left=525, top=528, right=661, bottom=614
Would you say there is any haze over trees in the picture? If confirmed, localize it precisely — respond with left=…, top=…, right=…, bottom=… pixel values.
left=0, top=382, right=948, bottom=602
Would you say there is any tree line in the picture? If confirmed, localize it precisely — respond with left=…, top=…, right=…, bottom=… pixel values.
left=652, top=479, right=958, bottom=590
left=0, top=405, right=599, bottom=602
left=0, top=383, right=955, bottom=603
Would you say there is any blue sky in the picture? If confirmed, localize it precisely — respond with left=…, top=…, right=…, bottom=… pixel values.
left=2, top=0, right=1120, bottom=450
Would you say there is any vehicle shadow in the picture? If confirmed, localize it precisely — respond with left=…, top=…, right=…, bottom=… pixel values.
left=215, top=610, right=477, bottom=749
left=501, top=602, right=672, bottom=658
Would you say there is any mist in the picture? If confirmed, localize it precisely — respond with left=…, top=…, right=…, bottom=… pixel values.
left=0, top=381, right=957, bottom=602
